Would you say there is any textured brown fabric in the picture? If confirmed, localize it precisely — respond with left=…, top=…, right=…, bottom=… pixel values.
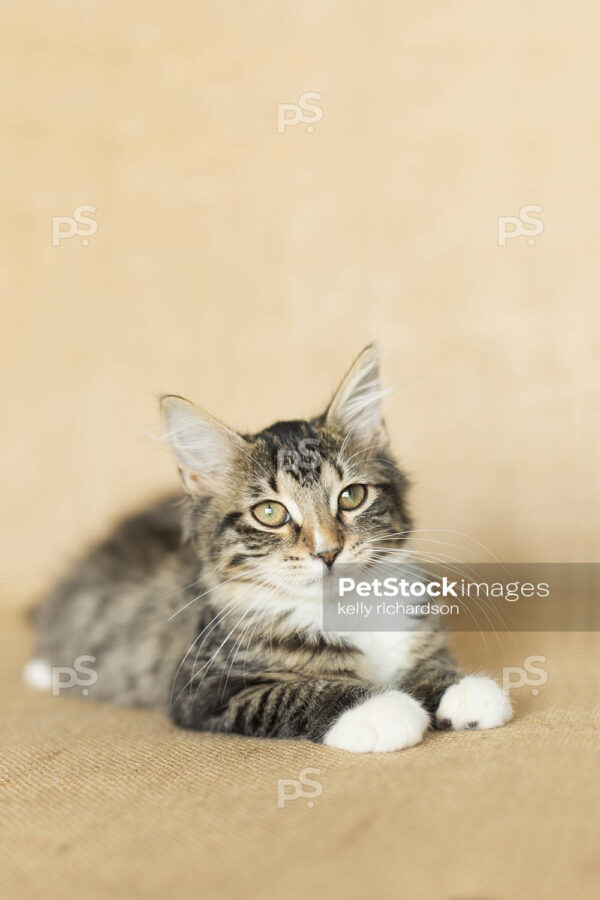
left=2, top=612, right=598, bottom=900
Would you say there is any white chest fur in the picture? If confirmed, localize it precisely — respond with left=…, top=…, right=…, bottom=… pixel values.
left=340, top=630, right=421, bottom=686
left=233, top=587, right=425, bottom=687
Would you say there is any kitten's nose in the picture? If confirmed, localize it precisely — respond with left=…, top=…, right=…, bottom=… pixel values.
left=314, top=548, right=341, bottom=569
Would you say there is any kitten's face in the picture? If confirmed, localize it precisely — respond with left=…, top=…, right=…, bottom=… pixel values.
left=162, top=346, right=411, bottom=602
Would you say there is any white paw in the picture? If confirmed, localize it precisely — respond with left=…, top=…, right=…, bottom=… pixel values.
left=323, top=690, right=430, bottom=753
left=436, top=675, right=513, bottom=731
left=23, top=659, right=53, bottom=691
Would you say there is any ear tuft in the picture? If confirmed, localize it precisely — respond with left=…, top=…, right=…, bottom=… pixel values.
left=160, top=395, right=242, bottom=495
left=325, top=344, right=389, bottom=444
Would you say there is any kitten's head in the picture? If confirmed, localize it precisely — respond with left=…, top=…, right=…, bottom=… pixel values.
left=161, top=345, right=411, bottom=601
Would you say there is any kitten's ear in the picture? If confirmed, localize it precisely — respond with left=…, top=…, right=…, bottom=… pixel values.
left=160, top=395, right=245, bottom=495
left=325, top=344, right=388, bottom=445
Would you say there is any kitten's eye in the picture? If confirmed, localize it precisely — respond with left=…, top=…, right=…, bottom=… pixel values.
left=251, top=500, right=290, bottom=528
left=338, top=484, right=367, bottom=511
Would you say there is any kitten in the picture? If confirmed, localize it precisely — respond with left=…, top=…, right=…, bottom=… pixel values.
left=25, top=346, right=512, bottom=752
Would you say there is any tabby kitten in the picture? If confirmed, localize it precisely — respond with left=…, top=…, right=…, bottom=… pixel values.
left=26, top=346, right=512, bottom=752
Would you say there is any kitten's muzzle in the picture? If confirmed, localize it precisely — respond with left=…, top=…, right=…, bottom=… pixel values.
left=313, top=548, right=341, bottom=569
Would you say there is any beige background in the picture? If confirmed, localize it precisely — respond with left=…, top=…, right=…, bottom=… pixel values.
left=2, top=1, right=599, bottom=609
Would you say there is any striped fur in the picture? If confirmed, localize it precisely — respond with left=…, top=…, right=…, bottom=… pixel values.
left=29, top=346, right=480, bottom=745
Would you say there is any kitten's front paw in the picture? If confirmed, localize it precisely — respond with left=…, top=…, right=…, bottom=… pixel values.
left=323, top=690, right=429, bottom=753
left=436, top=675, right=512, bottom=731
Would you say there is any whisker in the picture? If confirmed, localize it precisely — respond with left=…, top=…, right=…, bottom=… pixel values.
left=367, top=551, right=510, bottom=646
left=169, top=595, right=243, bottom=706
left=168, top=571, right=244, bottom=621
left=363, top=528, right=504, bottom=567
left=367, top=554, right=493, bottom=652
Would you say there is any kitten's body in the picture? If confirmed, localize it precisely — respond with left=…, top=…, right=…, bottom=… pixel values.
left=32, top=496, right=204, bottom=708
left=28, top=348, right=512, bottom=751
